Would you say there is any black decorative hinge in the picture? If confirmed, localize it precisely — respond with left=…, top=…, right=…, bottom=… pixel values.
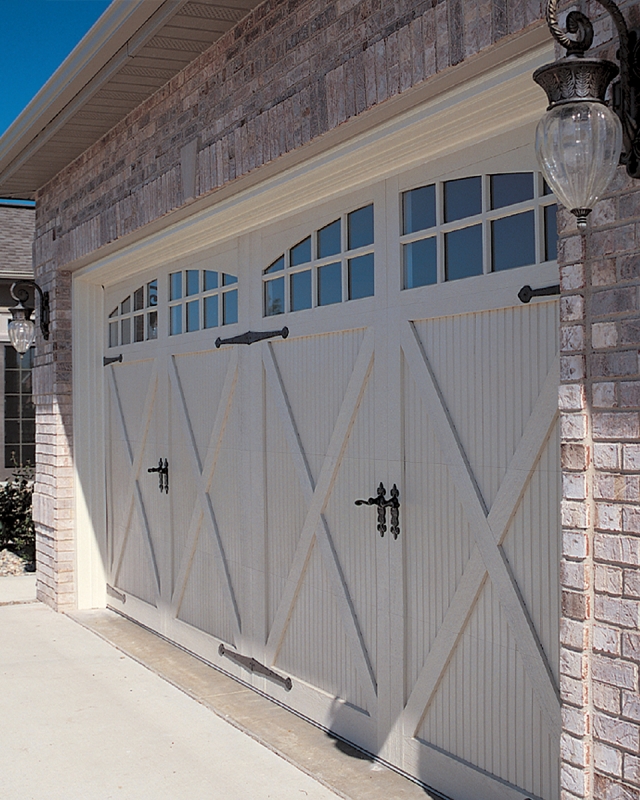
left=103, top=354, right=123, bottom=366
left=355, top=482, right=401, bottom=539
left=106, top=584, right=126, bottom=604
left=147, top=458, right=169, bottom=493
left=518, top=284, right=560, bottom=304
left=215, top=326, right=289, bottom=348
left=218, top=644, right=292, bottom=691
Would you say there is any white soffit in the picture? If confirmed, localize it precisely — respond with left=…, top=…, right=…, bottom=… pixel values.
left=0, top=0, right=261, bottom=200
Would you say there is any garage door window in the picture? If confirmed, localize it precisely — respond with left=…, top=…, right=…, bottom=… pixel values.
left=169, top=270, right=238, bottom=335
left=264, top=203, right=374, bottom=316
left=108, top=279, right=158, bottom=347
left=401, top=172, right=556, bottom=289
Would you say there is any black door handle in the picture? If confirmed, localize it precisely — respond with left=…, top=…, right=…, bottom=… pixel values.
left=147, top=458, right=169, bottom=493
left=355, top=482, right=400, bottom=538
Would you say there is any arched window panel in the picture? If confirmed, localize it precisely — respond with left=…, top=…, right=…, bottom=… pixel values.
left=401, top=171, right=557, bottom=290
left=108, top=279, right=158, bottom=348
left=263, top=203, right=375, bottom=317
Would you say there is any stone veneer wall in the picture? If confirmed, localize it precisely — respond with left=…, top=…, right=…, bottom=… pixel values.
left=555, top=2, right=640, bottom=798
left=31, top=0, right=546, bottom=611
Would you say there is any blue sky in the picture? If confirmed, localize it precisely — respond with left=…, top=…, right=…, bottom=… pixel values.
left=1, top=0, right=111, bottom=137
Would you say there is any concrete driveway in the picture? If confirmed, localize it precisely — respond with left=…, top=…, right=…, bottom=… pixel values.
left=0, top=581, right=341, bottom=800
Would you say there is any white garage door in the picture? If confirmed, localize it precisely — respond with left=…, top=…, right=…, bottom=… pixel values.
left=104, top=160, right=561, bottom=800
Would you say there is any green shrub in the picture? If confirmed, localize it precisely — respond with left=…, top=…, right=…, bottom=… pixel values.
left=0, top=465, right=35, bottom=563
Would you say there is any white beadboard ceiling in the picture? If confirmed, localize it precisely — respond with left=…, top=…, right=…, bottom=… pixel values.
left=0, top=0, right=261, bottom=200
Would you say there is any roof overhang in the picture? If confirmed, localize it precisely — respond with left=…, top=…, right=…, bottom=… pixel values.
left=0, top=0, right=261, bottom=200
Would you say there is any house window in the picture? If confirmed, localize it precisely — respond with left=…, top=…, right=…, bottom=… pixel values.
left=401, top=172, right=557, bottom=289
left=108, top=279, right=158, bottom=347
left=5, top=346, right=35, bottom=468
left=168, top=270, right=238, bottom=336
left=264, top=203, right=375, bottom=316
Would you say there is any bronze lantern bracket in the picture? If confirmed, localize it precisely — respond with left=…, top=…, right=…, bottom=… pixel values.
left=10, top=280, right=50, bottom=341
left=535, top=0, right=640, bottom=178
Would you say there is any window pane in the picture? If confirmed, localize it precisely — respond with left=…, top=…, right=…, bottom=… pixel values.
left=204, top=270, right=218, bottom=290
left=186, top=270, right=200, bottom=296
left=403, top=238, right=437, bottom=288
left=264, top=278, right=285, bottom=316
left=170, top=305, right=182, bottom=335
left=222, top=273, right=237, bottom=285
left=318, top=262, right=342, bottom=306
left=223, top=290, right=238, bottom=325
left=264, top=256, right=284, bottom=274
left=4, top=371, right=20, bottom=394
left=490, top=173, right=534, bottom=209
left=290, top=270, right=312, bottom=311
left=170, top=272, right=182, bottom=301
left=21, top=371, right=32, bottom=394
left=348, top=253, right=374, bottom=300
left=492, top=210, right=535, bottom=271
left=545, top=204, right=558, bottom=261
left=5, top=421, right=19, bottom=443
left=109, top=307, right=118, bottom=318
left=543, top=179, right=553, bottom=195
left=121, top=295, right=131, bottom=315
left=186, top=300, right=200, bottom=332
left=5, top=446, right=18, bottom=469
left=22, top=419, right=35, bottom=442
left=133, top=287, right=144, bottom=311
left=291, top=237, right=311, bottom=266
left=5, top=396, right=19, bottom=418
left=348, top=204, right=374, bottom=249
left=204, top=295, right=219, bottom=328
left=445, top=224, right=483, bottom=280
left=444, top=176, right=481, bottom=222
left=121, top=317, right=131, bottom=345
left=109, top=321, right=118, bottom=348
left=5, top=348, right=18, bottom=370
left=147, top=280, right=158, bottom=307
left=20, top=348, right=34, bottom=371
left=134, top=315, right=145, bottom=342
left=22, top=445, right=35, bottom=466
left=22, top=395, right=34, bottom=415
left=318, top=219, right=341, bottom=258
left=147, top=311, right=158, bottom=340
left=403, top=185, right=436, bottom=234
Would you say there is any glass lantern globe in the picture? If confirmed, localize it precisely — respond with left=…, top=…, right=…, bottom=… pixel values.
left=535, top=100, right=623, bottom=229
left=8, top=303, right=37, bottom=354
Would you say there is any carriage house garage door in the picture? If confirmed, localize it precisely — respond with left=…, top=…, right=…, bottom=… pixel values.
left=101, top=132, right=561, bottom=800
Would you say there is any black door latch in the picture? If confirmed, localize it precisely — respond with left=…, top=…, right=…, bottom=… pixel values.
left=147, top=458, right=169, bottom=493
left=355, top=482, right=400, bottom=538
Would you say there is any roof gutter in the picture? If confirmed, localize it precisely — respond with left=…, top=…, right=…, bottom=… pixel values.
left=0, top=0, right=188, bottom=197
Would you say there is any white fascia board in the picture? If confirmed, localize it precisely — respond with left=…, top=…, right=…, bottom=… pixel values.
left=0, top=0, right=175, bottom=186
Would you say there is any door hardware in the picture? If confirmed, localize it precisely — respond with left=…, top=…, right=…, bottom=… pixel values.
left=518, top=284, right=560, bottom=304
left=147, top=458, right=169, bottom=493
left=106, top=584, right=126, bottom=604
left=218, top=644, right=292, bottom=691
left=355, top=482, right=400, bottom=538
left=103, top=354, right=123, bottom=366
left=215, top=326, right=289, bottom=348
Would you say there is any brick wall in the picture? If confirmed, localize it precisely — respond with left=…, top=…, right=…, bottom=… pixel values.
left=0, top=205, right=34, bottom=277
left=555, top=3, right=640, bottom=797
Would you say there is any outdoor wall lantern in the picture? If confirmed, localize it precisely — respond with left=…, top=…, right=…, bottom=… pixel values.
left=8, top=281, right=50, bottom=354
left=534, top=0, right=640, bottom=229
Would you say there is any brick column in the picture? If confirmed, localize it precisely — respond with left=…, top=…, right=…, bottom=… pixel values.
left=558, top=172, right=640, bottom=799
left=31, top=212, right=74, bottom=610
